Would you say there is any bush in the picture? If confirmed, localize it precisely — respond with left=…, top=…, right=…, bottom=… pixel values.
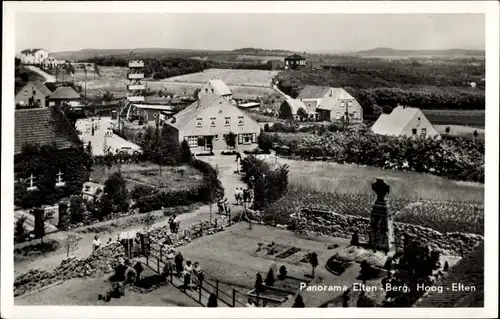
left=69, top=195, right=86, bottom=224
left=131, top=185, right=156, bottom=201
left=221, top=150, right=238, bottom=156
left=262, top=131, right=484, bottom=183
left=15, top=215, right=27, bottom=243
left=14, top=238, right=61, bottom=256
left=278, top=265, right=288, bottom=280
left=195, top=152, right=214, bottom=157
left=265, top=268, right=275, bottom=286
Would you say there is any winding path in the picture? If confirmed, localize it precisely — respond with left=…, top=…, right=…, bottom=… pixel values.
left=24, top=65, right=56, bottom=83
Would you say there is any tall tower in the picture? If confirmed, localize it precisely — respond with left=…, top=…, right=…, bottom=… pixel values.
left=123, top=59, right=145, bottom=119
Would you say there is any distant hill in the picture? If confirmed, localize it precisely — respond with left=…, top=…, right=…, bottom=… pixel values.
left=352, top=47, right=485, bottom=57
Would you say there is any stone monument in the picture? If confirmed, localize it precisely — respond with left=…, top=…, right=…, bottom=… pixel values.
left=369, top=179, right=396, bottom=253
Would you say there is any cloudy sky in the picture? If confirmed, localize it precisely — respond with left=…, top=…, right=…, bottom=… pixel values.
left=15, top=13, right=484, bottom=53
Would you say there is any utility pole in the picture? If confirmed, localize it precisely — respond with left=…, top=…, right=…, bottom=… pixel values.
left=84, top=68, right=87, bottom=105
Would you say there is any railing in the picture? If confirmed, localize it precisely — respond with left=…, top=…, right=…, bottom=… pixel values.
left=140, top=244, right=249, bottom=307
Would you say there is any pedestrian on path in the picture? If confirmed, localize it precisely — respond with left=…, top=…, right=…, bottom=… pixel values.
left=183, top=260, right=193, bottom=291
left=193, top=261, right=204, bottom=289
left=93, top=235, right=101, bottom=252
left=175, top=252, right=184, bottom=276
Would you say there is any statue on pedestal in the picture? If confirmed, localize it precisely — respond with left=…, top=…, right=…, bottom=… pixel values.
left=369, top=179, right=396, bottom=253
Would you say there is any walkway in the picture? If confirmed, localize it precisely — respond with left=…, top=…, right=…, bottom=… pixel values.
left=24, top=65, right=56, bottom=83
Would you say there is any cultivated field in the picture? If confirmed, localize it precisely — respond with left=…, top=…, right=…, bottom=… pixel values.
left=90, top=162, right=203, bottom=190
left=422, top=110, right=485, bottom=128
left=259, top=156, right=484, bottom=234
left=164, top=68, right=278, bottom=87
left=435, top=125, right=485, bottom=141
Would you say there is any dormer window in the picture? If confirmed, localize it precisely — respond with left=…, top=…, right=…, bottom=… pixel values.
left=224, top=117, right=231, bottom=126
left=347, top=101, right=353, bottom=107
left=205, top=88, right=208, bottom=93
left=238, top=116, right=244, bottom=126
left=340, top=101, right=345, bottom=107
left=210, top=117, right=216, bottom=127
left=196, top=118, right=203, bottom=128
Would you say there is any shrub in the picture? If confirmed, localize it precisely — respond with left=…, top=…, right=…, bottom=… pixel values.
left=69, top=195, right=86, bottom=224
left=278, top=265, right=288, bottom=280
left=15, top=215, right=27, bottom=243
left=104, top=172, right=130, bottom=212
left=255, top=273, right=264, bottom=294
left=265, top=268, right=275, bottom=286
left=180, top=140, right=192, bottom=163
left=131, top=185, right=156, bottom=201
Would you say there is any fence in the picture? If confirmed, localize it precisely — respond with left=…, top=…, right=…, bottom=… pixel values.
left=139, top=244, right=248, bottom=307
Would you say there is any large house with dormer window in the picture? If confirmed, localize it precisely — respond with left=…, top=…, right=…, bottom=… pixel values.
left=20, top=49, right=50, bottom=65
left=164, top=92, right=261, bottom=150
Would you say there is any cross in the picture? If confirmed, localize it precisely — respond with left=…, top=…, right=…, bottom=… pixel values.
left=27, top=173, right=37, bottom=191
left=57, top=170, right=64, bottom=184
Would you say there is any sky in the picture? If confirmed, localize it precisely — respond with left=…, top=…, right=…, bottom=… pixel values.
left=15, top=13, right=485, bottom=53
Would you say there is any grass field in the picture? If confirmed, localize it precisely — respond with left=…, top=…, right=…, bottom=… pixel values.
left=435, top=125, right=485, bottom=141
left=423, top=110, right=485, bottom=128
left=165, top=68, right=278, bottom=87
left=90, top=162, right=203, bottom=190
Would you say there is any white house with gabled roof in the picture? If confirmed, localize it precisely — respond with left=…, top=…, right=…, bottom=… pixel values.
left=198, top=79, right=233, bottom=101
left=371, top=105, right=440, bottom=139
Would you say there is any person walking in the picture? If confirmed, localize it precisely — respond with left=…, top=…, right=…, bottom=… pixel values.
left=193, top=261, right=204, bottom=289
left=175, top=252, right=184, bottom=276
left=93, top=235, right=101, bottom=252
left=184, top=260, right=193, bottom=291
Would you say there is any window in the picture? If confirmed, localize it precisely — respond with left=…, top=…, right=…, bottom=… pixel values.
left=412, top=129, right=417, bottom=135
left=196, top=117, right=203, bottom=128
left=187, top=136, right=198, bottom=147
left=224, top=117, right=231, bottom=126
left=421, top=128, right=427, bottom=136
left=347, top=101, right=353, bottom=107
left=205, top=88, right=208, bottom=93
left=214, top=134, right=219, bottom=141
left=210, top=118, right=216, bottom=127
left=211, top=88, right=214, bottom=93
left=352, top=111, right=357, bottom=119
left=24, top=90, right=28, bottom=96
left=340, top=101, right=345, bottom=107
left=239, top=133, right=254, bottom=145
left=238, top=116, right=244, bottom=126
left=336, top=112, right=341, bottom=120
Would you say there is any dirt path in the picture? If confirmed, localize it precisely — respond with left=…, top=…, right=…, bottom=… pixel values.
left=24, top=65, right=56, bottom=83
left=15, top=155, right=247, bottom=275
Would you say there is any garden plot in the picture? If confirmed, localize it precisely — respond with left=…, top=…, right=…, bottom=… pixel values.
left=164, top=68, right=278, bottom=87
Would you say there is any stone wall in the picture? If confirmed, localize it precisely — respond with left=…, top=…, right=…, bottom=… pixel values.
left=288, top=209, right=483, bottom=257
left=14, top=243, right=126, bottom=297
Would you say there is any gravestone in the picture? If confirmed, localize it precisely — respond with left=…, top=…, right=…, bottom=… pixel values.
left=369, top=179, right=396, bottom=254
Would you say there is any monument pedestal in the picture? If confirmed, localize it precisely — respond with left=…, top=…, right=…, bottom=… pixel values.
left=369, top=179, right=396, bottom=254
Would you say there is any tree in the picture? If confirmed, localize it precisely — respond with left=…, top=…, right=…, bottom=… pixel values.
left=255, top=273, right=264, bottom=294
left=443, top=261, right=449, bottom=271
left=15, top=215, right=27, bottom=242
left=33, top=208, right=54, bottom=243
left=102, top=90, right=114, bottom=105
left=278, top=265, right=288, bottom=280
left=104, top=172, right=129, bottom=213
left=265, top=268, right=275, bottom=286
left=445, top=126, right=451, bottom=134
left=224, top=132, right=237, bottom=149
left=180, top=140, right=192, bottom=163
left=292, top=294, right=305, bottom=308
left=69, top=195, right=86, bottom=224
left=64, top=234, right=80, bottom=258
left=309, top=252, right=319, bottom=278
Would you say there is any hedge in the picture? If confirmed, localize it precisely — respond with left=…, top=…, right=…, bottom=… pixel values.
left=134, top=187, right=208, bottom=213
left=260, top=131, right=484, bottom=183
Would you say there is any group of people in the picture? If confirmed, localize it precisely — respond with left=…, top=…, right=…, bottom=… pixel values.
left=234, top=187, right=253, bottom=206
left=168, top=214, right=180, bottom=234
left=217, top=197, right=231, bottom=216
left=162, top=250, right=204, bottom=292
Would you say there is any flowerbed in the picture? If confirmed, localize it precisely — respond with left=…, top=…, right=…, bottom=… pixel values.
left=14, top=243, right=126, bottom=297
left=288, top=208, right=483, bottom=257
left=266, top=189, right=484, bottom=235
left=259, top=131, right=484, bottom=183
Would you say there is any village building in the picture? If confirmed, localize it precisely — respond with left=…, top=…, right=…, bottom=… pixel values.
left=48, top=86, right=81, bottom=107
left=198, top=79, right=233, bottom=101
left=15, top=80, right=52, bottom=109
left=42, top=56, right=64, bottom=69
left=279, top=98, right=318, bottom=121
left=164, top=94, right=261, bottom=150
left=266, top=60, right=285, bottom=70
left=278, top=85, right=363, bottom=123
left=133, top=104, right=176, bottom=123
left=371, top=105, right=441, bottom=139
left=20, top=48, right=50, bottom=65
left=284, top=54, right=306, bottom=70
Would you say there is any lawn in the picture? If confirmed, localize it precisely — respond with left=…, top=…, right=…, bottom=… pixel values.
left=165, top=68, right=278, bottom=87
left=90, top=162, right=204, bottom=190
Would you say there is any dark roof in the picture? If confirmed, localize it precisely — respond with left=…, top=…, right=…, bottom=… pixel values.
left=49, top=86, right=80, bottom=100
left=15, top=108, right=81, bottom=155
left=285, top=54, right=306, bottom=61
left=414, top=242, right=484, bottom=307
left=297, top=85, right=332, bottom=99
left=167, top=94, right=222, bottom=130
left=21, top=49, right=45, bottom=54
left=16, top=80, right=52, bottom=97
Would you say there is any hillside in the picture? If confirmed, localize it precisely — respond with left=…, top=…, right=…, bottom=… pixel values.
left=353, top=47, right=485, bottom=57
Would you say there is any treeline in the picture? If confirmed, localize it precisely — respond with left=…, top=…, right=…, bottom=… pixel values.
left=275, top=67, right=485, bottom=111
left=83, top=56, right=271, bottom=80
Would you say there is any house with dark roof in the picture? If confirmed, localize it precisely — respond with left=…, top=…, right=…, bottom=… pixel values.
left=198, top=79, right=233, bottom=101
left=20, top=48, right=49, bottom=65
left=15, top=80, right=52, bottom=109
left=371, top=106, right=440, bottom=139
left=165, top=94, right=261, bottom=150
left=279, top=98, right=318, bottom=121
left=284, top=54, right=306, bottom=70
left=48, top=86, right=81, bottom=107
left=295, top=85, right=364, bottom=123
left=413, top=242, right=484, bottom=307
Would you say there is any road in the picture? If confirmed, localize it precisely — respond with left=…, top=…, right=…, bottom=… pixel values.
left=24, top=65, right=57, bottom=83
left=15, top=154, right=248, bottom=275
left=272, top=84, right=291, bottom=100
